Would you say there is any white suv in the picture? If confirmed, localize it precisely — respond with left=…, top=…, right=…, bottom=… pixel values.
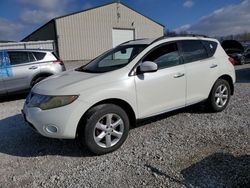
left=23, top=36, right=236, bottom=154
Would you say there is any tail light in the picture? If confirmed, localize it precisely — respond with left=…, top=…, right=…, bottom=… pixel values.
left=53, top=60, right=64, bottom=65
left=228, top=57, right=235, bottom=65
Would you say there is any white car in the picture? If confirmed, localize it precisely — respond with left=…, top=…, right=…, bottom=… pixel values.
left=23, top=36, right=236, bottom=154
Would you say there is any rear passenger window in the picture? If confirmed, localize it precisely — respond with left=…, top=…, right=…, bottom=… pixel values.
left=179, top=40, right=208, bottom=63
left=202, top=40, right=218, bottom=58
left=33, top=52, right=46, bottom=61
left=143, top=42, right=181, bottom=69
left=8, top=52, right=29, bottom=65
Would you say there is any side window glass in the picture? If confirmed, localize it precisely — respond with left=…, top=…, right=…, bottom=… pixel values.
left=143, top=43, right=181, bottom=69
left=33, top=52, right=46, bottom=61
left=202, top=40, right=218, bottom=58
left=180, top=40, right=208, bottom=63
left=8, top=52, right=29, bottom=65
left=28, top=52, right=36, bottom=62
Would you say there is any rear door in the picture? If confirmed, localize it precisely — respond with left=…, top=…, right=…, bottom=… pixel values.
left=178, top=40, right=219, bottom=105
left=4, top=51, right=40, bottom=92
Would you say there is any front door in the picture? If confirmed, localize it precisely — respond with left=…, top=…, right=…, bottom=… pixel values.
left=135, top=42, right=186, bottom=118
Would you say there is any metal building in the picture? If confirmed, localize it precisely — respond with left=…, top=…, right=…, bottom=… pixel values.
left=22, top=2, right=164, bottom=61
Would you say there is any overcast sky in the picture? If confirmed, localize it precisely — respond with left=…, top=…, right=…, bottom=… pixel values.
left=0, top=0, right=249, bottom=41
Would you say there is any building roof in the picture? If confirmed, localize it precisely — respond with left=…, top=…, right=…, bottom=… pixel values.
left=55, top=2, right=164, bottom=27
left=22, top=2, right=164, bottom=41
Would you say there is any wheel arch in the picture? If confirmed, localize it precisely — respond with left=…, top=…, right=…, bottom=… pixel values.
left=30, top=72, right=53, bottom=86
left=217, top=74, right=234, bottom=95
left=76, top=98, right=137, bottom=137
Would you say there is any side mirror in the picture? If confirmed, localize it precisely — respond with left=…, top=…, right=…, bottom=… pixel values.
left=137, top=61, right=158, bottom=74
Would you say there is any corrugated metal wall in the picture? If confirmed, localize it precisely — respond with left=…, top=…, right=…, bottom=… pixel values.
left=56, top=3, right=164, bottom=61
left=0, top=40, right=55, bottom=50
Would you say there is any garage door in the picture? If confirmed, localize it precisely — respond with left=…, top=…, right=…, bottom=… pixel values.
left=112, top=29, right=134, bottom=47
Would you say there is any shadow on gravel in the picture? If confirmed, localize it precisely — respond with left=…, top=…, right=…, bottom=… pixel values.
left=181, top=152, right=250, bottom=188
left=0, top=114, right=92, bottom=157
left=236, top=68, right=250, bottom=83
left=0, top=93, right=28, bottom=103
left=145, top=153, right=250, bottom=187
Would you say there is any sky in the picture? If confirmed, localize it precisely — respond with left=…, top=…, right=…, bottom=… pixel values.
left=0, top=0, right=249, bottom=41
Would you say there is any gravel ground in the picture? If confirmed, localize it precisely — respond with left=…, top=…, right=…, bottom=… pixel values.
left=0, top=63, right=249, bottom=188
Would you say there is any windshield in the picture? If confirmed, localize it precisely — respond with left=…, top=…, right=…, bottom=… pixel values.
left=76, top=45, right=147, bottom=73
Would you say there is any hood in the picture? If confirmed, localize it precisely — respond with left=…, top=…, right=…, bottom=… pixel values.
left=221, top=40, right=244, bottom=53
left=32, top=70, right=101, bottom=95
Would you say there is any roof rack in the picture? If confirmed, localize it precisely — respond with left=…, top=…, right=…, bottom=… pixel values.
left=176, top=34, right=208, bottom=38
left=118, top=38, right=148, bottom=46
left=150, top=34, right=209, bottom=44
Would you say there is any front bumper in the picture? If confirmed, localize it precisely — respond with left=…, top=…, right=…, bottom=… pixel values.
left=22, top=99, right=89, bottom=139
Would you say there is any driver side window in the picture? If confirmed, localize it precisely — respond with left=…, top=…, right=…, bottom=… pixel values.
left=143, top=42, right=181, bottom=69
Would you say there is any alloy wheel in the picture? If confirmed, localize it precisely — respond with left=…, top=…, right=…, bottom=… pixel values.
left=93, top=113, right=124, bottom=148
left=214, top=84, right=229, bottom=108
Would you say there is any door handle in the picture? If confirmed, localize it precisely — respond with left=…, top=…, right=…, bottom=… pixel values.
left=210, top=64, right=218, bottom=68
left=174, top=73, right=185, bottom=78
left=29, top=66, right=38, bottom=70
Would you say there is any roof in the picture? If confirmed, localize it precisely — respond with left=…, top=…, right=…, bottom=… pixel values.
left=121, top=38, right=157, bottom=45
left=55, top=2, right=164, bottom=27
left=22, top=2, right=164, bottom=41
left=121, top=35, right=216, bottom=46
left=0, top=49, right=54, bottom=53
left=22, top=20, right=55, bottom=41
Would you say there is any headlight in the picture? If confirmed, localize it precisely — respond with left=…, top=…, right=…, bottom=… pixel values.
left=27, top=93, right=78, bottom=110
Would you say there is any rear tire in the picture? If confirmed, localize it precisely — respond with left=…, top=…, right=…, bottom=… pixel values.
left=207, top=79, right=231, bottom=112
left=77, top=104, right=130, bottom=155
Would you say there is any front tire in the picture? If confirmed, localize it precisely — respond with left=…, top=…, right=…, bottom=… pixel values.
left=31, top=76, right=47, bottom=87
left=77, top=104, right=130, bottom=155
left=207, top=79, right=231, bottom=112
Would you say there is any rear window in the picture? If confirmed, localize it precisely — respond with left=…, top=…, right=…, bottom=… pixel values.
left=202, top=40, right=218, bottom=57
left=33, top=52, right=46, bottom=61
left=179, top=40, right=208, bottom=63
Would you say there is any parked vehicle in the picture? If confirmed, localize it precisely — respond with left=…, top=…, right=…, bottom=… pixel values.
left=0, top=49, right=65, bottom=95
left=23, top=36, right=236, bottom=155
left=243, top=44, right=250, bottom=63
left=221, top=40, right=245, bottom=65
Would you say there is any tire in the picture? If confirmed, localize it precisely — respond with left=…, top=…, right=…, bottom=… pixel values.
left=31, top=76, right=47, bottom=87
left=207, top=79, right=231, bottom=112
left=77, top=104, right=130, bottom=155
